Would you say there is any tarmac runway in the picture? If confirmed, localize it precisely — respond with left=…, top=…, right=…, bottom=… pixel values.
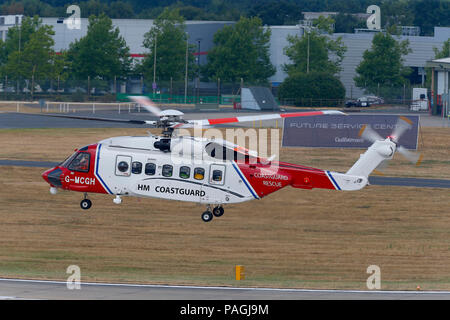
left=0, top=109, right=449, bottom=129
left=1, top=278, right=449, bottom=300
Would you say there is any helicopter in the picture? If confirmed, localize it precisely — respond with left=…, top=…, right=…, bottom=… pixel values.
left=42, top=96, right=421, bottom=222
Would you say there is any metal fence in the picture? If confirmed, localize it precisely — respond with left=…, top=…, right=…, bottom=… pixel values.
left=0, top=76, right=436, bottom=114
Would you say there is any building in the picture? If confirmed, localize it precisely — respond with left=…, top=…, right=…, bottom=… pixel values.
left=0, top=14, right=23, bottom=41
left=0, top=14, right=448, bottom=101
left=426, top=57, right=450, bottom=115
left=267, top=25, right=450, bottom=98
left=41, top=17, right=234, bottom=67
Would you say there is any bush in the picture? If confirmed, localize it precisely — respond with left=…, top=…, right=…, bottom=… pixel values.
left=278, top=72, right=346, bottom=107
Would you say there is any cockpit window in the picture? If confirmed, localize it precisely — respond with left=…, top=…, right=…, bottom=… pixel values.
left=59, top=152, right=77, bottom=168
left=68, top=152, right=90, bottom=172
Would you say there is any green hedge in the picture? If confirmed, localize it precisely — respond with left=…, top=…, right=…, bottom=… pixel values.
left=278, top=73, right=345, bottom=107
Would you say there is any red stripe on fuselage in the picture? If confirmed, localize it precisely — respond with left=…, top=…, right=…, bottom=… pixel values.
left=208, top=117, right=239, bottom=125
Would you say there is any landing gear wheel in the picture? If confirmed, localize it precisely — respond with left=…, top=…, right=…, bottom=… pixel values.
left=212, top=206, right=224, bottom=217
left=80, top=199, right=92, bottom=210
left=201, top=211, right=213, bottom=222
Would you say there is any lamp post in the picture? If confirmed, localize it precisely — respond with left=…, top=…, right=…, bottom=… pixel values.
left=185, top=32, right=188, bottom=104
left=153, top=33, right=157, bottom=96
left=196, top=38, right=202, bottom=103
left=305, top=26, right=310, bottom=74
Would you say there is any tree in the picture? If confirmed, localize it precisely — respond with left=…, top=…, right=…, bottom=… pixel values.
left=1, top=16, right=67, bottom=96
left=107, top=1, right=135, bottom=19
left=0, top=15, right=42, bottom=66
left=203, top=16, right=275, bottom=83
left=354, top=31, right=411, bottom=96
left=248, top=0, right=302, bottom=25
left=334, top=13, right=365, bottom=33
left=433, top=38, right=450, bottom=59
left=380, top=0, right=414, bottom=29
left=412, top=0, right=450, bottom=36
left=278, top=72, right=345, bottom=107
left=140, top=8, right=196, bottom=82
left=79, top=0, right=108, bottom=18
left=283, top=16, right=347, bottom=77
left=67, top=13, right=131, bottom=81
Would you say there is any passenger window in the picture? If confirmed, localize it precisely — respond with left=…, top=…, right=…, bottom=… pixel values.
left=132, top=162, right=142, bottom=174
left=194, top=168, right=205, bottom=180
left=212, top=170, right=222, bottom=182
left=179, top=166, right=190, bottom=179
left=68, top=152, right=90, bottom=172
left=117, top=161, right=129, bottom=173
left=145, top=163, right=156, bottom=175
left=162, top=164, right=173, bottom=177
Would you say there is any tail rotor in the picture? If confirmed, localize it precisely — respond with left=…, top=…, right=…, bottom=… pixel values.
left=358, top=116, right=422, bottom=168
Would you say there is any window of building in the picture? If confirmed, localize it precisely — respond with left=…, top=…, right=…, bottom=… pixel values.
left=194, top=168, right=205, bottom=180
left=132, top=161, right=142, bottom=174
left=179, top=166, right=190, bottom=179
left=145, top=163, right=156, bottom=175
left=68, top=152, right=90, bottom=173
left=162, top=164, right=173, bottom=177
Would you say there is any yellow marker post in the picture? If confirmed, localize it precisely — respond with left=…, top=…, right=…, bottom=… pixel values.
left=235, top=265, right=245, bottom=281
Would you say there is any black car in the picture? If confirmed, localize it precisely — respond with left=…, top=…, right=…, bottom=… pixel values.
left=345, top=99, right=357, bottom=107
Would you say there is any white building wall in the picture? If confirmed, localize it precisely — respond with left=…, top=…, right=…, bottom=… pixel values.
left=268, top=26, right=450, bottom=98
left=37, top=17, right=450, bottom=99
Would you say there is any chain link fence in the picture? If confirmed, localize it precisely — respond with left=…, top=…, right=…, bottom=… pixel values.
left=0, top=76, right=435, bottom=114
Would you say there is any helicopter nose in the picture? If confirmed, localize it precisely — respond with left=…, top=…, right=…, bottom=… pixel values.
left=42, top=169, right=50, bottom=183
left=42, top=168, right=63, bottom=187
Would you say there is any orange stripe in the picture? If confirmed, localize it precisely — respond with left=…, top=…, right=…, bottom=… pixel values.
left=399, top=116, right=413, bottom=125
left=358, top=125, right=367, bottom=137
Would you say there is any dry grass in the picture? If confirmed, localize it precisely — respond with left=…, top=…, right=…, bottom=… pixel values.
left=0, top=127, right=449, bottom=290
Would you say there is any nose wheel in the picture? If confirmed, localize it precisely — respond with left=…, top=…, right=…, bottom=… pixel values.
left=80, top=193, right=92, bottom=210
left=201, top=205, right=224, bottom=222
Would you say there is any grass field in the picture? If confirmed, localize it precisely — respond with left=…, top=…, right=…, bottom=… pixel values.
left=0, top=127, right=449, bottom=290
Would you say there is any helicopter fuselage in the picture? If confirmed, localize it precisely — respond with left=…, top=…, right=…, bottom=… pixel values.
left=42, top=135, right=371, bottom=210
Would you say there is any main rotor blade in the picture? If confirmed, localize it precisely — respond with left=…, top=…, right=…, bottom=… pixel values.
left=173, top=110, right=346, bottom=128
left=358, top=124, right=383, bottom=143
left=39, top=113, right=156, bottom=125
left=128, top=96, right=162, bottom=116
left=391, top=116, right=413, bottom=143
left=397, top=145, right=423, bottom=165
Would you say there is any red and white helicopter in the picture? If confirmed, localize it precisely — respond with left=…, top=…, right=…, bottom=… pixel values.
left=42, top=97, right=420, bottom=222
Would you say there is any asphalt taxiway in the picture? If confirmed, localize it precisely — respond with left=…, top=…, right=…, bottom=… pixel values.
left=1, top=278, right=449, bottom=300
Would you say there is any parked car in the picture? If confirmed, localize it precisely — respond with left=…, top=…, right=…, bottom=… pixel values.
left=357, top=95, right=384, bottom=107
left=357, top=96, right=370, bottom=107
left=344, top=99, right=358, bottom=107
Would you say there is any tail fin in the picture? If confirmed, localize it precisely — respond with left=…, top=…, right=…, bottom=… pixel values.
left=346, top=139, right=396, bottom=177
